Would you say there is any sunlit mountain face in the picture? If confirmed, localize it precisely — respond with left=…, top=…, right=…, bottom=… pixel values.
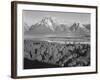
left=24, top=16, right=90, bottom=39
left=29, top=16, right=67, bottom=33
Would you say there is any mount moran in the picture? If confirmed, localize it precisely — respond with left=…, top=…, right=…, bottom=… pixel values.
left=24, top=17, right=90, bottom=37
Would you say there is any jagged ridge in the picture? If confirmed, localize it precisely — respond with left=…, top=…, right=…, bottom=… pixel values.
left=25, top=16, right=90, bottom=37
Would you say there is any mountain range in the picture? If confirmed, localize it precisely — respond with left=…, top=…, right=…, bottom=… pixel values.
left=24, top=16, right=90, bottom=38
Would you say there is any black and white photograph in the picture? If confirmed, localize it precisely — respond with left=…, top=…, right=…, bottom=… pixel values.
left=23, top=10, right=91, bottom=69
left=11, top=1, right=97, bottom=78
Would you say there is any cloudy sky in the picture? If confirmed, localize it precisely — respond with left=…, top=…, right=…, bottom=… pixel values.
left=23, top=10, right=90, bottom=27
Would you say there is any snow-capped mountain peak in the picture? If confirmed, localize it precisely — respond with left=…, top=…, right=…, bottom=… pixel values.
left=36, top=16, right=58, bottom=31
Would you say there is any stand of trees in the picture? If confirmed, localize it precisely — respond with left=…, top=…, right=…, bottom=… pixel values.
left=24, top=40, right=90, bottom=67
